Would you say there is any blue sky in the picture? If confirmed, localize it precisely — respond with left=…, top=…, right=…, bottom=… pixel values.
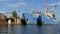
left=0, top=0, right=60, bottom=21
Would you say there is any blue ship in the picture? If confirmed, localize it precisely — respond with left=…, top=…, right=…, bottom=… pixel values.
left=21, top=13, right=57, bottom=25
left=20, top=0, right=57, bottom=25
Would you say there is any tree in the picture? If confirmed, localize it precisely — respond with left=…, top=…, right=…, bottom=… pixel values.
left=12, top=10, right=17, bottom=18
left=12, top=10, right=17, bottom=23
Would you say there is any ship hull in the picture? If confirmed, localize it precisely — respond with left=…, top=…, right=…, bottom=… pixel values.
left=21, top=13, right=57, bottom=25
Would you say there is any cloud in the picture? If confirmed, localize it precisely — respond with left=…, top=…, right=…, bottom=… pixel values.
left=5, top=3, right=20, bottom=7
left=0, top=0, right=10, bottom=2
left=48, top=2, right=60, bottom=6
left=0, top=0, right=6, bottom=1
left=17, top=2, right=26, bottom=5
left=49, top=0, right=56, bottom=2
left=5, top=2, right=26, bottom=8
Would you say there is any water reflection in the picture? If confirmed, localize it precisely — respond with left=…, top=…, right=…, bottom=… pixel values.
left=0, top=26, right=7, bottom=34
left=7, top=25, right=17, bottom=34
left=0, top=25, right=60, bottom=34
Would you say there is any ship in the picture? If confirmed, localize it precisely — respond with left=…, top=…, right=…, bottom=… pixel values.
left=21, top=0, right=57, bottom=25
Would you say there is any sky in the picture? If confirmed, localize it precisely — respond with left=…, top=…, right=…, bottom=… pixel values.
left=0, top=0, right=60, bottom=21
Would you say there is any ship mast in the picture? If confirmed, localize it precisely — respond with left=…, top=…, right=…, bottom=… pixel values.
left=44, top=0, right=48, bottom=16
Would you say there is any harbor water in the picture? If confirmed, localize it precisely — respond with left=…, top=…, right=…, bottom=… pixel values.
left=0, top=24, right=60, bottom=34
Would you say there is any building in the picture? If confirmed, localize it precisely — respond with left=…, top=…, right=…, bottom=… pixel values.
left=0, top=13, right=7, bottom=25
left=0, top=13, right=5, bottom=19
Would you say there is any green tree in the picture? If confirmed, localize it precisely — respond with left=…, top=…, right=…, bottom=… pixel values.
left=12, top=10, right=17, bottom=23
left=12, top=10, right=17, bottom=18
